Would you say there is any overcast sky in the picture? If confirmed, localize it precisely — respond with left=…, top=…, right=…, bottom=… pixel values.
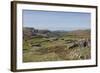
left=23, top=10, right=91, bottom=31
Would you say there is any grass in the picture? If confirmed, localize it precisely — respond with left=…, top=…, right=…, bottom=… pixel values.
left=23, top=35, right=91, bottom=62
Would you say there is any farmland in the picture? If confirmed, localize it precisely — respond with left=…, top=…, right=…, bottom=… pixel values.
left=23, top=27, right=91, bottom=62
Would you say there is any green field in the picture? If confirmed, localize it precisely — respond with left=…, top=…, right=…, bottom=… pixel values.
left=23, top=28, right=91, bottom=62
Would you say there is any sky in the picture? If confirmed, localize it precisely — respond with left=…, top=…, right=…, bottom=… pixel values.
left=23, top=10, right=91, bottom=31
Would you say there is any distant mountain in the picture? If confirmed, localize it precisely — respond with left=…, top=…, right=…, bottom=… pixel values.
left=67, top=29, right=90, bottom=35
left=23, top=27, right=61, bottom=39
left=23, top=27, right=90, bottom=39
left=66, top=29, right=91, bottom=38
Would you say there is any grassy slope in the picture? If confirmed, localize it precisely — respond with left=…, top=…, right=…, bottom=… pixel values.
left=23, top=31, right=91, bottom=62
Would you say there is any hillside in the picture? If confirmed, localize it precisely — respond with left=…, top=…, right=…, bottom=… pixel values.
left=23, top=27, right=90, bottom=39
left=23, top=27, right=64, bottom=39
left=23, top=27, right=91, bottom=62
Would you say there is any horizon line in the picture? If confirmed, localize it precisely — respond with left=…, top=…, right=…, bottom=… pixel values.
left=23, top=26, right=90, bottom=31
